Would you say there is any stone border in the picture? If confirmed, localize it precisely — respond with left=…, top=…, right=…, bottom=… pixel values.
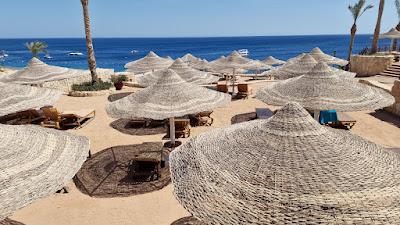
left=68, top=88, right=116, bottom=97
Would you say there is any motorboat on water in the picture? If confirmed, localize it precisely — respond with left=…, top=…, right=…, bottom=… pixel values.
left=69, top=52, right=84, bottom=56
left=0, top=51, right=8, bottom=59
left=238, top=49, right=249, bottom=57
left=130, top=50, right=139, bottom=54
left=44, top=54, right=53, bottom=59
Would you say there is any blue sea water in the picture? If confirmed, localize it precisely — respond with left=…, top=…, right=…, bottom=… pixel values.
left=0, top=35, right=391, bottom=72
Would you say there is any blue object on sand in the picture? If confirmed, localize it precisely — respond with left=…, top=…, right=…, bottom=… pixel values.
left=319, top=110, right=338, bottom=124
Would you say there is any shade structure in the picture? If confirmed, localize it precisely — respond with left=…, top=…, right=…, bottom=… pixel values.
left=245, top=60, right=273, bottom=71
left=164, top=56, right=174, bottom=62
left=263, top=54, right=318, bottom=80
left=0, top=82, right=62, bottom=117
left=124, top=51, right=172, bottom=74
left=107, top=69, right=230, bottom=120
left=263, top=56, right=286, bottom=65
left=0, top=58, right=87, bottom=85
left=309, top=47, right=349, bottom=66
left=0, top=124, right=89, bottom=220
left=136, top=58, right=220, bottom=87
left=210, top=51, right=256, bottom=72
left=256, top=62, right=395, bottom=111
left=181, top=53, right=200, bottom=64
left=379, top=28, right=400, bottom=39
left=170, top=102, right=400, bottom=225
left=190, top=59, right=212, bottom=71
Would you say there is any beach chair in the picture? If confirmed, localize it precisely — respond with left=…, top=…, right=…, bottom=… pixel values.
left=166, top=118, right=191, bottom=138
left=336, top=112, right=357, bottom=130
left=256, top=108, right=274, bottom=120
left=236, top=83, right=252, bottom=99
left=217, top=84, right=229, bottom=93
left=128, top=146, right=163, bottom=181
left=41, top=107, right=95, bottom=129
left=190, top=111, right=214, bottom=126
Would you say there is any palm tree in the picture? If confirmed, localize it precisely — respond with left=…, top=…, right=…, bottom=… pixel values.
left=392, top=0, right=400, bottom=50
left=80, top=0, right=99, bottom=84
left=371, top=0, right=385, bottom=54
left=25, top=41, right=48, bottom=58
left=347, top=0, right=374, bottom=61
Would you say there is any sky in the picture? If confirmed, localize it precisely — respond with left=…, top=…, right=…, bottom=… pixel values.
left=0, top=0, right=399, bottom=38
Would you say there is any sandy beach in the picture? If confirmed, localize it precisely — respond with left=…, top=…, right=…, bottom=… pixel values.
left=6, top=79, right=400, bottom=225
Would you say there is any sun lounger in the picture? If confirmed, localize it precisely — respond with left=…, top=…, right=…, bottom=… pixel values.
left=236, top=83, right=252, bottom=99
left=256, top=108, right=274, bottom=120
left=166, top=118, right=191, bottom=138
left=41, top=107, right=95, bottom=129
left=217, top=84, right=229, bottom=93
left=128, top=145, right=164, bottom=181
left=190, top=111, right=214, bottom=126
left=336, top=112, right=357, bottom=130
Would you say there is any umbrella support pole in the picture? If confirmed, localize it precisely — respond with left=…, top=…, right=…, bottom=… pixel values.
left=232, top=68, right=236, bottom=94
left=169, top=117, right=176, bottom=145
left=314, top=110, right=320, bottom=121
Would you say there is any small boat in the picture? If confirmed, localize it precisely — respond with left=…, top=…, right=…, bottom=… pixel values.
left=130, top=50, right=139, bottom=54
left=238, top=49, right=249, bottom=57
left=69, top=52, right=84, bottom=56
left=0, top=51, right=8, bottom=58
left=44, top=54, right=53, bottom=59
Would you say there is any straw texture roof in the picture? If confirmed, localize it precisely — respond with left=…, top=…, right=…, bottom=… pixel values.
left=263, top=56, right=286, bottom=65
left=309, top=47, right=348, bottom=66
left=136, top=58, right=220, bottom=87
left=0, top=58, right=88, bottom=85
left=256, top=62, right=395, bottom=111
left=380, top=28, right=400, bottom=39
left=190, top=59, right=212, bottom=71
left=124, top=51, right=172, bottom=74
left=107, top=69, right=230, bottom=120
left=170, top=102, right=400, bottom=225
left=211, top=51, right=256, bottom=72
left=181, top=53, right=200, bottom=64
left=0, top=124, right=89, bottom=220
left=0, top=83, right=61, bottom=117
left=263, top=54, right=318, bottom=80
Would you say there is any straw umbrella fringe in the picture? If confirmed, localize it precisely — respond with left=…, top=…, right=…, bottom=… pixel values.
left=0, top=83, right=62, bottom=117
left=170, top=102, right=400, bottom=225
left=380, top=28, right=400, bottom=51
left=309, top=47, right=348, bottom=66
left=256, top=62, right=395, bottom=112
left=124, top=51, right=172, bottom=74
left=263, top=56, right=286, bottom=66
left=0, top=58, right=88, bottom=85
left=107, top=69, right=230, bottom=144
left=0, top=124, right=90, bottom=220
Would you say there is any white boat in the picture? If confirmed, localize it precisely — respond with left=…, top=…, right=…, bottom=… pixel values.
left=238, top=49, right=249, bottom=57
left=130, top=50, right=139, bottom=54
left=69, top=52, right=84, bottom=56
left=0, top=51, right=8, bottom=58
left=44, top=54, right=53, bottom=59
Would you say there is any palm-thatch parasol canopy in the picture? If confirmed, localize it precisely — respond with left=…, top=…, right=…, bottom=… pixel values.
left=164, top=56, right=174, bottom=62
left=136, top=58, right=220, bottom=87
left=124, top=51, right=172, bottom=74
left=107, top=69, right=230, bottom=120
left=309, top=47, right=349, bottom=66
left=256, top=62, right=395, bottom=111
left=0, top=58, right=88, bottom=85
left=0, top=82, right=62, bottom=117
left=190, top=59, right=212, bottom=71
left=263, top=54, right=318, bottom=80
left=379, top=28, right=400, bottom=39
left=0, top=124, right=89, bottom=220
left=181, top=53, right=200, bottom=64
left=170, top=102, right=400, bottom=225
left=210, top=51, right=256, bottom=72
left=263, top=56, right=286, bottom=65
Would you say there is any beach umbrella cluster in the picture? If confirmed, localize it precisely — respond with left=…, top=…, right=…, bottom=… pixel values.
left=107, top=69, right=230, bottom=145
left=125, top=51, right=172, bottom=74
left=170, top=102, right=400, bottom=224
left=263, top=56, right=286, bottom=66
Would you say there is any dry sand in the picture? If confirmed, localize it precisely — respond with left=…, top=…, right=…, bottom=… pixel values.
left=8, top=80, right=400, bottom=225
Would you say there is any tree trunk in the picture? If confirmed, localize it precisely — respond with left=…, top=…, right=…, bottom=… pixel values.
left=348, top=24, right=357, bottom=62
left=393, top=23, right=400, bottom=51
left=371, top=0, right=385, bottom=54
left=81, top=0, right=99, bottom=83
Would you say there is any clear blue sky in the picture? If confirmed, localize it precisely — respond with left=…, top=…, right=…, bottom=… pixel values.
left=0, top=0, right=398, bottom=38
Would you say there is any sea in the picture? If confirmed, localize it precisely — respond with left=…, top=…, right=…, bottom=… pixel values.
left=0, top=35, right=391, bottom=72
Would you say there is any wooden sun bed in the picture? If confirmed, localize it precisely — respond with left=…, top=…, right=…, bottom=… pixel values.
left=189, top=111, right=214, bottom=127
left=165, top=118, right=191, bottom=138
left=41, top=107, right=95, bottom=129
left=336, top=112, right=357, bottom=130
left=256, top=108, right=274, bottom=120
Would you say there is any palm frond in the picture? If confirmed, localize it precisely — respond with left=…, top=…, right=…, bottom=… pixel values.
left=348, top=0, right=373, bottom=22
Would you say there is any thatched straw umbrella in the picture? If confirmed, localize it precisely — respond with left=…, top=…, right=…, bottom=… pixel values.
left=190, top=59, right=212, bottom=71
left=0, top=82, right=61, bottom=117
left=136, top=58, right=220, bottom=87
left=263, top=56, right=286, bottom=66
left=379, top=28, right=400, bottom=51
left=164, top=56, right=174, bottom=62
left=263, top=54, right=318, bottom=80
left=124, top=51, right=172, bottom=74
left=170, top=102, right=400, bottom=225
left=0, top=124, right=89, bottom=221
left=256, top=62, right=395, bottom=118
left=181, top=53, right=200, bottom=64
left=107, top=69, right=230, bottom=145
left=309, top=47, right=349, bottom=66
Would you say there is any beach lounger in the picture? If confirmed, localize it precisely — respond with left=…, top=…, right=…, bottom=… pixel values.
left=128, top=145, right=164, bottom=181
left=166, top=118, right=191, bottom=138
left=324, top=112, right=356, bottom=130
left=190, top=111, right=214, bottom=126
left=41, top=107, right=95, bottom=129
left=217, top=84, right=229, bottom=93
left=256, top=108, right=274, bottom=120
left=236, top=83, right=252, bottom=99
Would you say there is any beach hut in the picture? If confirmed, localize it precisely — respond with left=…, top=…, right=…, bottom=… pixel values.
left=256, top=62, right=395, bottom=118
left=0, top=58, right=91, bottom=92
left=124, top=51, right=172, bottom=74
left=309, top=47, right=349, bottom=66
left=170, top=102, right=400, bottom=224
left=0, top=124, right=89, bottom=221
left=107, top=69, right=230, bottom=146
left=0, top=82, right=61, bottom=117
left=379, top=28, right=400, bottom=51
left=136, top=58, right=220, bottom=87
left=263, top=56, right=286, bottom=66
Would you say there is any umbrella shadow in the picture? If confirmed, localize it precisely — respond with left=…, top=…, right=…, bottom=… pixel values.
left=0, top=218, right=26, bottom=225
left=231, top=112, right=257, bottom=125
left=369, top=110, right=400, bottom=128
